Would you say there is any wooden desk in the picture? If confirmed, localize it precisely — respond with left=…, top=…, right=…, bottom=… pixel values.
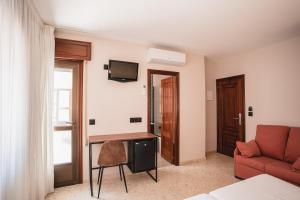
left=88, top=132, right=158, bottom=197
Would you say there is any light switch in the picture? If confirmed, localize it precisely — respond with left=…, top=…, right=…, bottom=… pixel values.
left=89, top=119, right=95, bottom=125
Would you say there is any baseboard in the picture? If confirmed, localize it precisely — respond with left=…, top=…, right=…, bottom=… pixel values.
left=205, top=150, right=216, bottom=156
left=180, top=157, right=207, bottom=165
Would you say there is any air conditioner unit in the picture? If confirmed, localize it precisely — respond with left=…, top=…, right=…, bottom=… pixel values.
left=146, top=48, right=186, bottom=66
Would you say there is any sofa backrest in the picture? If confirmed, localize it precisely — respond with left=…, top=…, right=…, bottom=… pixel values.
left=255, top=125, right=290, bottom=160
left=284, top=127, right=300, bottom=163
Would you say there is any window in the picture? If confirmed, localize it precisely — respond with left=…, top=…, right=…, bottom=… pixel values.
left=53, top=69, right=73, bottom=125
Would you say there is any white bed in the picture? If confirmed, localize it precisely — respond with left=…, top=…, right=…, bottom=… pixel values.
left=185, top=174, right=300, bottom=200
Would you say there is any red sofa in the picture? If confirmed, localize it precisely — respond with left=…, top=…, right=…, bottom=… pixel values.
left=234, top=125, right=300, bottom=185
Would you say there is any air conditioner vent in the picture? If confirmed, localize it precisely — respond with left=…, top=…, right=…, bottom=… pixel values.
left=146, top=48, right=186, bottom=66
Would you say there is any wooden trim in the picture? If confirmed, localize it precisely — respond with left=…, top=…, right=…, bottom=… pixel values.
left=55, top=38, right=91, bottom=61
left=77, top=61, right=84, bottom=183
left=54, top=60, right=84, bottom=185
left=89, top=132, right=157, bottom=144
left=54, top=126, right=72, bottom=131
left=147, top=69, right=179, bottom=76
left=147, top=69, right=180, bottom=166
left=216, top=74, right=245, bottom=83
left=54, top=38, right=89, bottom=184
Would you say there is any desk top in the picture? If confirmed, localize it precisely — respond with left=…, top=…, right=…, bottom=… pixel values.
left=89, top=132, right=157, bottom=144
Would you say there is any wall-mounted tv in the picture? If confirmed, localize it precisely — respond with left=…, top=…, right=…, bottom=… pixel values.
left=108, top=60, right=139, bottom=82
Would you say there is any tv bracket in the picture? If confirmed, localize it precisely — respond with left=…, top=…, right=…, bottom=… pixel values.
left=103, top=64, right=109, bottom=70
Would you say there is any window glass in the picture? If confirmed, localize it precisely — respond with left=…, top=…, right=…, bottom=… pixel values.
left=53, top=131, right=72, bottom=164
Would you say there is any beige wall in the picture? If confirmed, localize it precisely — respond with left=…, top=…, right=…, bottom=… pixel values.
left=206, top=36, right=300, bottom=152
left=55, top=30, right=206, bottom=181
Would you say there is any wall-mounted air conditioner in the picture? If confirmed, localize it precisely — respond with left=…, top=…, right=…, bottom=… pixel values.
left=146, top=48, right=186, bottom=66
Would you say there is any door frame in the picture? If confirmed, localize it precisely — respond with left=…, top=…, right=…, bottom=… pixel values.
left=54, top=38, right=91, bottom=186
left=147, top=69, right=180, bottom=166
left=54, top=59, right=84, bottom=186
left=216, top=74, right=245, bottom=156
left=55, top=59, right=83, bottom=188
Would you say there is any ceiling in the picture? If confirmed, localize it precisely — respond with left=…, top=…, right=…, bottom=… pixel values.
left=32, top=0, right=300, bottom=57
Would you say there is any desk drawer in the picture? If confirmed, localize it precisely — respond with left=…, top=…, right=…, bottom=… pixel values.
left=127, top=139, right=156, bottom=173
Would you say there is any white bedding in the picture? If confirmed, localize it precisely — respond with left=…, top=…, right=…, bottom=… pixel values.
left=185, top=174, right=300, bottom=200
left=185, top=194, right=217, bottom=200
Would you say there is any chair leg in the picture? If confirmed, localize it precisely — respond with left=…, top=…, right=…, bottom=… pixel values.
left=119, top=165, right=122, bottom=181
left=97, top=167, right=104, bottom=198
left=120, top=165, right=128, bottom=193
left=97, top=167, right=102, bottom=184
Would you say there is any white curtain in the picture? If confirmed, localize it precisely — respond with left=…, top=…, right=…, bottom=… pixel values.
left=0, top=0, right=54, bottom=199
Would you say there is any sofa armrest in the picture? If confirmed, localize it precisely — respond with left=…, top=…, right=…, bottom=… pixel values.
left=234, top=147, right=241, bottom=156
left=233, top=147, right=241, bottom=178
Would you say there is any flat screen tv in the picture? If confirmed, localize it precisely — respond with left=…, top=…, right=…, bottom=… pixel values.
left=108, top=60, right=139, bottom=82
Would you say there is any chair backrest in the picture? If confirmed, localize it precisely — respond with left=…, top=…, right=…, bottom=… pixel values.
left=98, top=140, right=126, bottom=167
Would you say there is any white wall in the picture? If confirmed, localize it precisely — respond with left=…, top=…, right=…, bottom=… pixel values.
left=55, top=30, right=206, bottom=181
left=206, top=36, right=300, bottom=152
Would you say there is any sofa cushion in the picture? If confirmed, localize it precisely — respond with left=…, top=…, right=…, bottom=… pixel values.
left=255, top=125, right=290, bottom=160
left=284, top=127, right=300, bottom=163
left=292, top=157, right=300, bottom=171
left=265, top=161, right=300, bottom=185
left=236, top=140, right=261, bottom=157
left=235, top=155, right=280, bottom=171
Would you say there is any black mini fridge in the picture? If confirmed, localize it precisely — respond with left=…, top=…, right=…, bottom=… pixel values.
left=127, top=138, right=156, bottom=173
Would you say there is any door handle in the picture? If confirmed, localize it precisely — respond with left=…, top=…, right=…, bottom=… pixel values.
left=66, top=121, right=76, bottom=129
left=233, top=113, right=242, bottom=126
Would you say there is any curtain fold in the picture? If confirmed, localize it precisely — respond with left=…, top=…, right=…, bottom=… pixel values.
left=0, top=0, right=55, bottom=199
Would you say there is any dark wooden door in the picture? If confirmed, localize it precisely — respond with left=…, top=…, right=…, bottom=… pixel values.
left=217, top=75, right=245, bottom=157
left=161, top=77, right=177, bottom=163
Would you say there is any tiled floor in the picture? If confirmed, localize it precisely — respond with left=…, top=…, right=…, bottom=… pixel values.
left=46, top=153, right=238, bottom=200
